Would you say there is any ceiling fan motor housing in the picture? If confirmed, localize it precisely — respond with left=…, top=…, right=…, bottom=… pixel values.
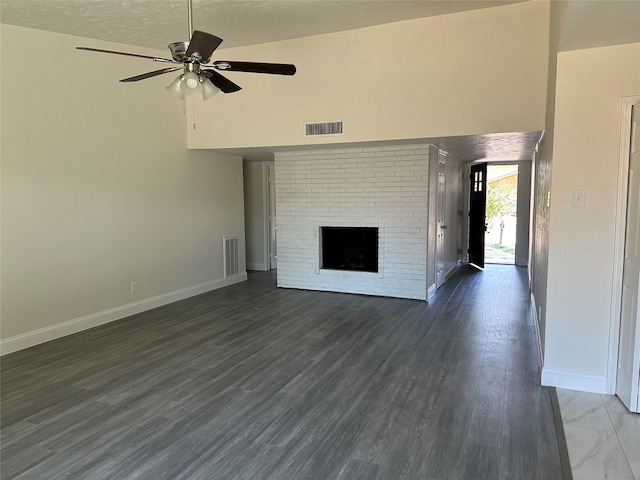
left=168, top=41, right=190, bottom=62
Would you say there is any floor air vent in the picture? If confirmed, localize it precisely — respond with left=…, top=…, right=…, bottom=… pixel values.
left=305, top=121, right=343, bottom=136
left=224, top=236, right=239, bottom=277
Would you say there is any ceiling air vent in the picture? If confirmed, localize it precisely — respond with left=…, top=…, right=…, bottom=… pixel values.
left=305, top=121, right=343, bottom=137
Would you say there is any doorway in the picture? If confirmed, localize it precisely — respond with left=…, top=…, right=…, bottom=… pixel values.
left=436, top=157, right=446, bottom=288
left=268, top=163, right=277, bottom=270
left=242, top=160, right=277, bottom=271
left=484, top=165, right=519, bottom=265
left=465, top=161, right=530, bottom=269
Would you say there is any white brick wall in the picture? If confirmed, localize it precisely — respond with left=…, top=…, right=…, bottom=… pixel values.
left=275, top=144, right=430, bottom=300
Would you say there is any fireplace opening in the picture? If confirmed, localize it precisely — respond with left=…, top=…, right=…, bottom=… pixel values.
left=320, top=226, right=378, bottom=273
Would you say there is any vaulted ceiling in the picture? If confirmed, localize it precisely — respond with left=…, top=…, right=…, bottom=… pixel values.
left=2, top=0, right=638, bottom=162
left=2, top=0, right=636, bottom=52
left=1, top=1, right=530, bottom=50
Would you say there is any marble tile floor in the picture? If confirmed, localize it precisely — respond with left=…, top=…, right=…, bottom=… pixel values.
left=557, top=388, right=640, bottom=480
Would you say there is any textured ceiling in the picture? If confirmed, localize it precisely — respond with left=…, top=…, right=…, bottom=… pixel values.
left=3, top=0, right=636, bottom=52
left=226, top=131, right=544, bottom=163
left=430, top=131, right=544, bottom=162
left=0, top=0, right=528, bottom=50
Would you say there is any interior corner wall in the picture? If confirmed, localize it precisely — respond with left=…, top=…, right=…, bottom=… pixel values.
left=243, top=161, right=270, bottom=271
left=531, top=0, right=560, bottom=360
left=542, top=42, right=640, bottom=393
left=1, top=25, right=246, bottom=353
left=187, top=0, right=549, bottom=150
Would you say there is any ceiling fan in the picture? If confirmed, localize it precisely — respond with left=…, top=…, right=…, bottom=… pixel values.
left=76, top=0, right=296, bottom=100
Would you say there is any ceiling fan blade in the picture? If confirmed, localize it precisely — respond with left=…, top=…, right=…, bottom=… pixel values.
left=212, top=61, right=296, bottom=76
left=120, top=67, right=183, bottom=82
left=185, top=30, right=223, bottom=63
left=201, top=70, right=242, bottom=93
left=76, top=46, right=177, bottom=64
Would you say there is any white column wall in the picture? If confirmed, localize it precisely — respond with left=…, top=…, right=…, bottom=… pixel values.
left=543, top=43, right=640, bottom=392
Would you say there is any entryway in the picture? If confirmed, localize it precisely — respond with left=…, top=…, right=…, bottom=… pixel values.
left=484, top=164, right=518, bottom=265
left=466, top=161, right=531, bottom=269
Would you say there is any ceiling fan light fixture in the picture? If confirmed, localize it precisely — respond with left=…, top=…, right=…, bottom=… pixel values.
left=201, top=77, right=221, bottom=100
left=166, top=74, right=185, bottom=99
left=76, top=0, right=296, bottom=101
left=180, top=71, right=202, bottom=96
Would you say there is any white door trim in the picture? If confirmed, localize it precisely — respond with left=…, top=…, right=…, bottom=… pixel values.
left=267, top=162, right=277, bottom=269
left=608, top=95, right=640, bottom=394
left=435, top=152, right=446, bottom=288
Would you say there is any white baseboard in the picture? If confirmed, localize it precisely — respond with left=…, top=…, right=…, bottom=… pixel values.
left=0, top=273, right=248, bottom=356
left=541, top=367, right=608, bottom=394
left=444, top=264, right=458, bottom=282
left=427, top=284, right=437, bottom=302
left=530, top=293, right=543, bottom=365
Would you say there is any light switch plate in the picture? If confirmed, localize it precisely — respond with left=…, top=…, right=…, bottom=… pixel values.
left=572, top=189, right=586, bottom=208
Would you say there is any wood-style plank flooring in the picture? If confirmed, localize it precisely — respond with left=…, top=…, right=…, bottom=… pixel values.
left=1, top=264, right=563, bottom=479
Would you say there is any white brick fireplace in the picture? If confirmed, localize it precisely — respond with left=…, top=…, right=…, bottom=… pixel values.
left=274, top=144, right=430, bottom=300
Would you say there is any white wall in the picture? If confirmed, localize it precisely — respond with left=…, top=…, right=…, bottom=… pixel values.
left=187, top=1, right=549, bottom=150
left=1, top=25, right=246, bottom=353
left=243, top=161, right=270, bottom=271
left=542, top=42, right=640, bottom=392
left=275, top=145, right=429, bottom=300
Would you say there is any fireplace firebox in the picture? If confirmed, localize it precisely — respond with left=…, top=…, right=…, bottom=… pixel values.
left=320, top=226, right=378, bottom=273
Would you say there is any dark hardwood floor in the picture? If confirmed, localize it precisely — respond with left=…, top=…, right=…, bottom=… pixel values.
left=1, top=264, right=563, bottom=479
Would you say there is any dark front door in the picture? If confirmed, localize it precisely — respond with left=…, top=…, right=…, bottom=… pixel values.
left=469, top=163, right=487, bottom=269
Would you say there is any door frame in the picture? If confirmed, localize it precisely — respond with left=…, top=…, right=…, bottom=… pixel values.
left=436, top=154, right=447, bottom=288
left=463, top=160, right=532, bottom=267
left=268, top=162, right=277, bottom=269
left=468, top=162, right=488, bottom=269
left=462, top=162, right=476, bottom=263
left=608, top=95, right=640, bottom=394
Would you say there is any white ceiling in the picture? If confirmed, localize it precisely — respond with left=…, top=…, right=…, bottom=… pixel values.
left=559, top=0, right=640, bottom=52
left=1, top=0, right=637, bottom=162
left=1, top=0, right=530, bottom=51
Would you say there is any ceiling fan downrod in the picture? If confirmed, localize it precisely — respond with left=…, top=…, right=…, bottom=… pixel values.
left=187, top=0, right=194, bottom=40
